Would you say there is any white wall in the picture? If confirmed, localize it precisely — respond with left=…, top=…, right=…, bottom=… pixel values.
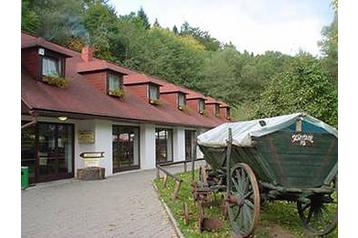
left=140, top=124, right=156, bottom=169
left=94, top=120, right=113, bottom=177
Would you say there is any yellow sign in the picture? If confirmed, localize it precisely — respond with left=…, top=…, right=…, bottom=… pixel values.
left=78, top=130, right=95, bottom=144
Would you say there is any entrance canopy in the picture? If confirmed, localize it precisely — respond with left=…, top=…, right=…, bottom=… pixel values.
left=197, top=113, right=338, bottom=147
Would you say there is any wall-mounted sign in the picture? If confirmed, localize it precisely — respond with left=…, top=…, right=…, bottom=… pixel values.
left=78, top=130, right=95, bottom=144
left=80, top=152, right=104, bottom=158
left=291, top=133, right=314, bottom=146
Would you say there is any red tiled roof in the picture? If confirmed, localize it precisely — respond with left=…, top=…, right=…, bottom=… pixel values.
left=160, top=83, right=188, bottom=94
left=21, top=32, right=228, bottom=128
left=123, top=73, right=163, bottom=86
left=77, top=60, right=131, bottom=75
left=205, top=96, right=221, bottom=104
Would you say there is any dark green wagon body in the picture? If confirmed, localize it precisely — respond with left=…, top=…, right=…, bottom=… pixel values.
left=199, top=120, right=338, bottom=190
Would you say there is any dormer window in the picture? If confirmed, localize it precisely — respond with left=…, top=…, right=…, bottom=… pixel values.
left=227, top=108, right=231, bottom=119
left=215, top=104, right=220, bottom=117
left=39, top=48, right=69, bottom=88
left=149, top=84, right=160, bottom=103
left=178, top=93, right=186, bottom=110
left=199, top=99, right=205, bottom=113
left=107, top=72, right=124, bottom=97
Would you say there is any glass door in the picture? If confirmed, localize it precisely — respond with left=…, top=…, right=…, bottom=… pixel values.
left=185, top=130, right=196, bottom=161
left=112, top=126, right=140, bottom=173
left=37, top=123, right=74, bottom=182
left=155, top=128, right=173, bottom=164
left=21, top=123, right=37, bottom=184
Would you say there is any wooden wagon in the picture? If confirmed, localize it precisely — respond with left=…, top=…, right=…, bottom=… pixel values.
left=195, top=113, right=337, bottom=237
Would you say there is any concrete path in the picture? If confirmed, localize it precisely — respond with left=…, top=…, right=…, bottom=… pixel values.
left=22, top=165, right=195, bottom=238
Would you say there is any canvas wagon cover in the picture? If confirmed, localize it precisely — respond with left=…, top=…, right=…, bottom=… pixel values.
left=197, top=113, right=338, bottom=147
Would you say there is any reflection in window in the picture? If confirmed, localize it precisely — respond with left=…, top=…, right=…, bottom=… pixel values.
left=155, top=128, right=173, bottom=164
left=112, top=125, right=140, bottom=172
left=178, top=93, right=186, bottom=109
left=199, top=99, right=205, bottom=113
left=149, top=84, right=159, bottom=100
left=108, top=73, right=122, bottom=92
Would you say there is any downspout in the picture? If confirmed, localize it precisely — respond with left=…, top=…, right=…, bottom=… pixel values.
left=21, top=111, right=38, bottom=129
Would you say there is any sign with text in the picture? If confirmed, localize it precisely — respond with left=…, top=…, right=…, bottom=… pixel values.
left=78, top=130, right=95, bottom=144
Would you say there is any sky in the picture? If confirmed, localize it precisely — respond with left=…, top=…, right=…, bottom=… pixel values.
left=108, top=0, right=335, bottom=56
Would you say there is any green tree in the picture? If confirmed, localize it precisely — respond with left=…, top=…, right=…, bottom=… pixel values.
left=180, top=21, right=221, bottom=51
left=153, top=18, right=161, bottom=28
left=255, top=54, right=337, bottom=126
left=318, top=12, right=338, bottom=83
left=21, top=0, right=40, bottom=34
left=172, top=25, right=178, bottom=34
left=137, top=7, right=150, bottom=29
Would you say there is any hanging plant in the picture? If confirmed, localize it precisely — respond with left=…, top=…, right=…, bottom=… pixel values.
left=200, top=109, right=208, bottom=117
left=150, top=99, right=161, bottom=105
left=179, top=105, right=190, bottom=112
left=43, top=75, right=70, bottom=88
left=108, top=88, right=125, bottom=98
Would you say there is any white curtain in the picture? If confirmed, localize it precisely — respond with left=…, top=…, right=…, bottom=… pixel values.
left=108, top=74, right=120, bottom=91
left=150, top=85, right=158, bottom=99
left=42, top=57, right=59, bottom=76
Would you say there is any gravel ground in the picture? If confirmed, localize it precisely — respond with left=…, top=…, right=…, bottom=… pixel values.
left=22, top=164, right=198, bottom=238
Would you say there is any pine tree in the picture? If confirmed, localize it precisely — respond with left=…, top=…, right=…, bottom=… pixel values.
left=153, top=18, right=160, bottom=28
left=172, top=25, right=178, bottom=34
left=137, top=7, right=150, bottom=29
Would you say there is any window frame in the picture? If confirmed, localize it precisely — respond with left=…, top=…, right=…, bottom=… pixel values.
left=148, top=83, right=160, bottom=101
left=215, top=104, right=220, bottom=117
left=178, top=93, right=186, bottom=109
left=199, top=99, right=206, bottom=113
left=106, top=71, right=123, bottom=95
left=40, top=49, right=65, bottom=80
left=155, top=128, right=173, bottom=164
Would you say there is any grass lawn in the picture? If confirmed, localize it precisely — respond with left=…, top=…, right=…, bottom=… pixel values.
left=154, top=170, right=338, bottom=238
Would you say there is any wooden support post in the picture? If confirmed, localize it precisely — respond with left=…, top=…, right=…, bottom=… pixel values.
left=163, top=174, right=168, bottom=188
left=184, top=161, right=187, bottom=172
left=156, top=167, right=160, bottom=179
left=226, top=128, right=233, bottom=195
left=172, top=180, right=182, bottom=200
left=192, top=131, right=197, bottom=181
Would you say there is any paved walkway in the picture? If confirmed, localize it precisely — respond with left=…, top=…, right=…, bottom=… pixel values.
left=22, top=164, right=198, bottom=238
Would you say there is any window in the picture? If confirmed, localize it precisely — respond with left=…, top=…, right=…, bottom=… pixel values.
left=178, top=93, right=186, bottom=109
left=149, top=84, right=160, bottom=101
left=199, top=99, right=205, bottom=113
left=42, top=56, right=62, bottom=77
left=155, top=128, right=173, bottom=164
left=215, top=104, right=220, bottom=116
left=107, top=73, right=122, bottom=93
left=227, top=108, right=231, bottom=119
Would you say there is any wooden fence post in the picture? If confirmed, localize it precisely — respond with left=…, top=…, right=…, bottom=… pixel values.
left=163, top=174, right=168, bottom=188
left=172, top=180, right=182, bottom=200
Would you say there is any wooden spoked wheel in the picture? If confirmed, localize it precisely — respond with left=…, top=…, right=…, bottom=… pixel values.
left=227, top=163, right=260, bottom=238
left=297, top=176, right=338, bottom=236
left=199, top=165, right=208, bottom=184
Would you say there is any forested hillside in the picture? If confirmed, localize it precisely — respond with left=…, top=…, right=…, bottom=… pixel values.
left=21, top=0, right=338, bottom=126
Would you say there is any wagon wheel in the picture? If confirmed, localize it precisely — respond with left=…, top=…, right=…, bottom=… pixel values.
left=227, top=163, right=260, bottom=238
left=297, top=176, right=338, bottom=236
